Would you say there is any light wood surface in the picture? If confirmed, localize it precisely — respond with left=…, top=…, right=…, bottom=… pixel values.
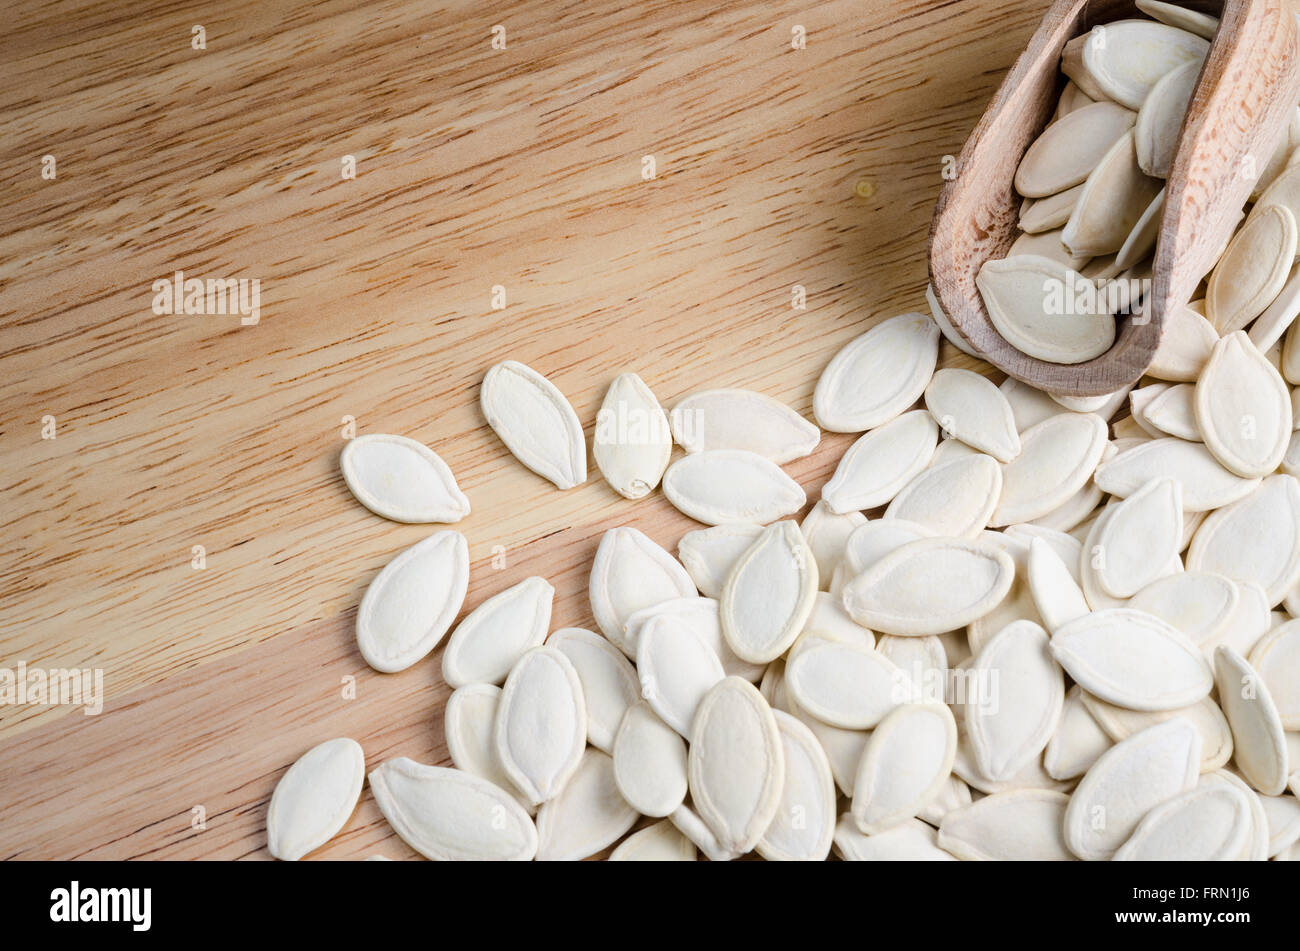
left=0, top=0, right=1038, bottom=859
left=931, top=0, right=1300, bottom=397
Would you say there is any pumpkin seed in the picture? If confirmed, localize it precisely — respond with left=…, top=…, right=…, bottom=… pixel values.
left=977, top=256, right=1116, bottom=363
left=1015, top=101, right=1137, bottom=198
left=267, top=738, right=365, bottom=861
left=1248, top=619, right=1300, bottom=729
left=688, top=677, right=784, bottom=854
left=481, top=360, right=586, bottom=489
left=812, top=313, right=940, bottom=432
left=939, top=790, right=1075, bottom=861
left=720, top=521, right=818, bottom=664
left=369, top=758, right=537, bottom=861
left=842, top=536, right=1015, bottom=635
left=1113, top=783, right=1253, bottom=860
left=677, top=523, right=763, bottom=598
left=635, top=610, right=726, bottom=737
left=1187, top=475, right=1300, bottom=604
left=608, top=820, right=697, bottom=861
left=1045, top=686, right=1113, bottom=781
left=1207, top=207, right=1299, bottom=335
left=340, top=434, right=470, bottom=523
left=757, top=710, right=837, bottom=861
left=1064, top=718, right=1201, bottom=860
left=784, top=639, right=906, bottom=729
left=1062, top=131, right=1164, bottom=257
left=851, top=702, right=956, bottom=834
left=883, top=453, right=1003, bottom=538
left=356, top=530, right=469, bottom=673
left=548, top=627, right=640, bottom=753
left=799, top=500, right=866, bottom=586
left=821, top=410, right=938, bottom=513
left=441, top=576, right=554, bottom=688
left=589, top=526, right=696, bottom=657
left=1094, top=437, right=1261, bottom=512
left=495, top=646, right=587, bottom=805
left=1196, top=332, right=1293, bottom=478
left=1134, top=60, right=1199, bottom=177
left=611, top=701, right=688, bottom=818
left=924, top=368, right=1021, bottom=462
left=1078, top=20, right=1208, bottom=110
left=1214, top=646, right=1290, bottom=795
left=662, top=449, right=805, bottom=525
left=670, top=388, right=819, bottom=463
left=535, top=749, right=638, bottom=861
left=994, top=412, right=1109, bottom=525
left=592, top=372, right=671, bottom=499
left=1092, top=478, right=1183, bottom=599
left=1053, top=609, right=1213, bottom=711
left=1081, top=692, right=1234, bottom=772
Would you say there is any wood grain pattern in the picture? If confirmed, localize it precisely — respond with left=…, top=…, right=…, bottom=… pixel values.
left=0, top=0, right=1038, bottom=859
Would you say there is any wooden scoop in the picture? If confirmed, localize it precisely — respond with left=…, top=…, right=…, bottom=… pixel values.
left=928, top=0, right=1300, bottom=397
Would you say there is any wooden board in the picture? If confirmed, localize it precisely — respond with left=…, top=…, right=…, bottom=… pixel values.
left=0, top=0, right=1040, bottom=859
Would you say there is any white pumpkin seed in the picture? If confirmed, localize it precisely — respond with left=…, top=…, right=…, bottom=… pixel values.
left=369, top=758, right=537, bottom=861
left=1094, top=437, right=1261, bottom=512
left=662, top=449, right=805, bottom=525
left=356, top=530, right=469, bottom=673
left=267, top=738, right=365, bottom=861
left=626, top=596, right=764, bottom=682
left=1115, top=187, right=1165, bottom=268
left=1248, top=619, right=1300, bottom=729
left=1248, top=264, right=1300, bottom=353
left=1148, top=301, right=1218, bottom=381
left=495, top=646, right=587, bottom=804
left=1081, top=692, right=1234, bottom=772
left=883, top=453, right=1003, bottom=538
left=834, top=815, right=956, bottom=861
left=1078, top=20, right=1208, bottom=110
left=1062, top=130, right=1165, bottom=257
left=535, top=749, right=638, bottom=861
left=340, top=434, right=470, bottom=523
left=1027, top=536, right=1091, bottom=632
left=924, top=368, right=1021, bottom=462
left=1019, top=182, right=1086, bottom=233
left=1187, top=475, right=1300, bottom=604
left=635, top=610, right=726, bottom=737
left=799, top=500, right=866, bottom=586
left=608, top=820, right=696, bottom=861
left=592, top=372, right=671, bottom=499
left=1134, top=60, right=1198, bottom=177
left=1045, top=686, right=1113, bottom=780
left=1009, top=227, right=1091, bottom=270
left=481, top=360, right=586, bottom=489
left=968, top=620, right=1064, bottom=781
left=670, top=388, right=819, bottom=463
left=589, top=526, right=696, bottom=657
left=443, top=684, right=534, bottom=814
left=612, top=701, right=688, bottom=817
left=938, top=790, right=1075, bottom=861
left=757, top=710, right=837, bottom=861
left=1207, top=207, right=1298, bottom=335
left=1016, top=101, right=1137, bottom=197
left=917, top=774, right=974, bottom=827
left=1135, top=0, right=1219, bottom=39
left=812, top=313, right=940, bottom=432
left=1196, top=332, right=1293, bottom=477
left=852, top=702, right=957, bottom=834
left=1093, top=478, right=1183, bottom=598
left=1064, top=718, right=1201, bottom=860
left=1114, top=782, right=1253, bottom=861
left=842, top=536, right=1015, bottom=635
left=688, top=677, right=784, bottom=854
left=441, top=576, right=554, bottom=688
left=1258, top=791, right=1300, bottom=856
left=1200, top=769, right=1271, bottom=860
left=720, top=521, right=818, bottom=664
left=993, top=412, right=1109, bottom=526
left=1129, top=571, right=1240, bottom=645
left=1052, top=609, right=1213, bottom=711
left=1140, top=382, right=1200, bottom=440
left=822, top=410, right=938, bottom=513
left=548, top=627, right=640, bottom=753
left=668, top=804, right=741, bottom=862
left=677, top=523, right=763, bottom=598
left=836, top=519, right=935, bottom=594
left=977, top=256, right=1116, bottom=363
left=1214, top=646, right=1290, bottom=795
left=784, top=639, right=906, bottom=729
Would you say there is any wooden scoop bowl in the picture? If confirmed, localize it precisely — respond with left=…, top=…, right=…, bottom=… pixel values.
left=928, top=0, right=1300, bottom=397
